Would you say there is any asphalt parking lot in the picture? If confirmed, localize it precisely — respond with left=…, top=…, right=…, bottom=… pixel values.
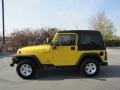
left=0, top=49, right=120, bottom=90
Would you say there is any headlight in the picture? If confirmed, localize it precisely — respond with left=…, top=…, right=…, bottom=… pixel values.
left=19, top=51, right=22, bottom=54
left=17, top=50, right=22, bottom=54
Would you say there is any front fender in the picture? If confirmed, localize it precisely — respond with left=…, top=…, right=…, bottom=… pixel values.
left=10, top=54, right=41, bottom=67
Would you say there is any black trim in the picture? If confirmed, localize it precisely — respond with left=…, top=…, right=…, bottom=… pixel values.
left=101, top=62, right=108, bottom=66
left=58, top=30, right=98, bottom=33
left=10, top=60, right=15, bottom=67
left=11, top=55, right=41, bottom=67
left=76, top=53, right=104, bottom=66
left=37, top=64, right=78, bottom=68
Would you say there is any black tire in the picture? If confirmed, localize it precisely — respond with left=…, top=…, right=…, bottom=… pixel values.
left=80, top=58, right=100, bottom=77
left=16, top=60, right=37, bottom=79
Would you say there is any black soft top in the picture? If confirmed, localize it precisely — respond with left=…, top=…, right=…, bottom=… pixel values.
left=58, top=30, right=101, bottom=34
left=59, top=30, right=105, bottom=50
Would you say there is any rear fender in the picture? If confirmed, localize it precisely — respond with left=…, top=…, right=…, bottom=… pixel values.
left=77, top=53, right=103, bottom=66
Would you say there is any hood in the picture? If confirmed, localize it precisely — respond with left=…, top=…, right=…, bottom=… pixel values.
left=17, top=45, right=51, bottom=54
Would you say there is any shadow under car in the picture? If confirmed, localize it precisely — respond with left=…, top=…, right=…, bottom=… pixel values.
left=32, top=65, right=120, bottom=81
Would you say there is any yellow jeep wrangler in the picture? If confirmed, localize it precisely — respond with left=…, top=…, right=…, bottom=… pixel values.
left=10, top=30, right=108, bottom=79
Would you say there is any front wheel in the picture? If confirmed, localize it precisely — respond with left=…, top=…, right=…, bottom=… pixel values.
left=80, top=58, right=100, bottom=77
left=16, top=60, right=37, bottom=79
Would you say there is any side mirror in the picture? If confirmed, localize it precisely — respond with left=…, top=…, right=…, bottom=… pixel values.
left=46, top=38, right=51, bottom=44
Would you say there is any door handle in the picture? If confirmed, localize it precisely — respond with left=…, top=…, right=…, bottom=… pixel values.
left=71, top=47, right=75, bottom=50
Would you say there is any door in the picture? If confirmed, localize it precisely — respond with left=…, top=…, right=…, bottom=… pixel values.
left=51, top=33, right=79, bottom=66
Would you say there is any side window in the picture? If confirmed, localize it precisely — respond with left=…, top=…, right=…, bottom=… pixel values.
left=56, top=34, right=76, bottom=46
left=79, top=32, right=104, bottom=50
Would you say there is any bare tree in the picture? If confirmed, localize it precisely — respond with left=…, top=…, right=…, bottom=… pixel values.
left=8, top=27, right=58, bottom=51
left=9, top=29, right=31, bottom=51
left=89, top=11, right=116, bottom=40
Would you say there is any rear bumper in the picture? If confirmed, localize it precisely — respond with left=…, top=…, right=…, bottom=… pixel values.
left=101, top=61, right=108, bottom=66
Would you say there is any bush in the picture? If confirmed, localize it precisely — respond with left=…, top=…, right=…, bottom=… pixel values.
left=104, top=39, right=120, bottom=47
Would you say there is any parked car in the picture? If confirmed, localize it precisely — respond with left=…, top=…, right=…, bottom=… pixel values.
left=10, top=30, right=108, bottom=79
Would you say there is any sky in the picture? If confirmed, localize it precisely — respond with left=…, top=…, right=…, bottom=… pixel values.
left=0, top=0, right=120, bottom=36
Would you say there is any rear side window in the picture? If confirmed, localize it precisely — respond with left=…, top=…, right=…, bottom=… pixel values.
left=78, top=32, right=105, bottom=50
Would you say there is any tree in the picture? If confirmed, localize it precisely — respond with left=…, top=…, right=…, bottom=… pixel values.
left=8, top=27, right=59, bottom=51
left=89, top=11, right=116, bottom=40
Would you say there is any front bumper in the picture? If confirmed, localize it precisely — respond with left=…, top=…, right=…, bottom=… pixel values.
left=10, top=60, right=15, bottom=67
left=10, top=55, right=18, bottom=67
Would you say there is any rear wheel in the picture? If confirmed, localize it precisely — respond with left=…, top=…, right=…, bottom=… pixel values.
left=80, top=58, right=100, bottom=77
left=16, top=60, right=37, bottom=79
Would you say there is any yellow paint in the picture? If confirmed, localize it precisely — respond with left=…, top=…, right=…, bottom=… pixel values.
left=15, top=33, right=107, bottom=66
